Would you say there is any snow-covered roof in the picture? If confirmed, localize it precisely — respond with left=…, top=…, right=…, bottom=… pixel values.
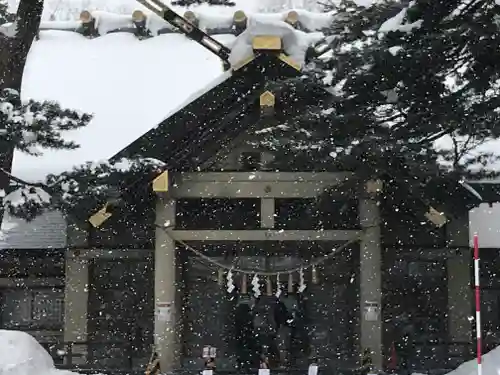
left=1, top=0, right=344, bottom=250
left=0, top=211, right=67, bottom=250
left=12, top=1, right=337, bottom=181
left=14, top=30, right=233, bottom=181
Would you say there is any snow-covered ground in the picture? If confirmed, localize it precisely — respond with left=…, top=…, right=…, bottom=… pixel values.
left=0, top=330, right=80, bottom=375
left=1, top=329, right=499, bottom=375
left=414, top=344, right=500, bottom=375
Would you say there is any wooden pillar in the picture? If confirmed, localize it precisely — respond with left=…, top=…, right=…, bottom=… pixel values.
left=155, top=197, right=179, bottom=371
left=359, top=180, right=383, bottom=371
left=64, top=251, right=89, bottom=364
left=261, top=198, right=275, bottom=228
left=448, top=250, right=472, bottom=342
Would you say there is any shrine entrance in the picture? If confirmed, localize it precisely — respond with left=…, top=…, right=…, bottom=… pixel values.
left=182, top=245, right=359, bottom=370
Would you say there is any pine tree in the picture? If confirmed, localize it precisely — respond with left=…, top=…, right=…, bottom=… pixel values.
left=0, top=86, right=164, bottom=221
left=0, top=1, right=161, bottom=223
left=0, top=0, right=45, bottom=227
left=1, top=87, right=164, bottom=221
left=253, top=0, right=500, bottom=187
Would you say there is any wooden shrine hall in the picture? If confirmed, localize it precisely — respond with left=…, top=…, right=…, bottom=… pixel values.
left=0, top=3, right=487, bottom=374
left=78, top=31, right=481, bottom=373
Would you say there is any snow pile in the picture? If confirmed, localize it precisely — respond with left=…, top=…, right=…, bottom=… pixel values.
left=229, top=18, right=323, bottom=68
left=192, top=9, right=336, bottom=32
left=0, top=330, right=77, bottom=375
left=415, top=344, right=500, bottom=375
left=0, top=215, right=18, bottom=244
left=433, top=134, right=500, bottom=174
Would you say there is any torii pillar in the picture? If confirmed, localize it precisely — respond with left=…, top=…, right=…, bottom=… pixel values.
left=154, top=184, right=180, bottom=372
left=359, top=180, right=383, bottom=371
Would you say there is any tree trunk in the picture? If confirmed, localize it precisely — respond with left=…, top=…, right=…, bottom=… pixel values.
left=0, top=0, right=43, bottom=226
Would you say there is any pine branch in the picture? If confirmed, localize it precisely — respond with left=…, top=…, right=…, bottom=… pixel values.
left=0, top=167, right=48, bottom=189
left=0, top=88, right=92, bottom=155
left=3, top=157, right=166, bottom=221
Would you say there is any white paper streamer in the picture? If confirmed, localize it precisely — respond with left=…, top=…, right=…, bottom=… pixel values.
left=298, top=268, right=306, bottom=293
left=251, top=274, right=261, bottom=298
left=275, top=273, right=282, bottom=298
left=226, top=269, right=235, bottom=293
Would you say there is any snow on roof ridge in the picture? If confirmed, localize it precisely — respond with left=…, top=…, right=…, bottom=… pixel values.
left=16, top=7, right=336, bottom=37
left=229, top=18, right=324, bottom=68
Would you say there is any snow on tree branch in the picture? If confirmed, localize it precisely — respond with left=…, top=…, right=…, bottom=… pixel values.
left=253, top=0, right=500, bottom=185
left=4, top=157, right=166, bottom=221
left=0, top=89, right=92, bottom=155
left=0, top=86, right=165, bottom=221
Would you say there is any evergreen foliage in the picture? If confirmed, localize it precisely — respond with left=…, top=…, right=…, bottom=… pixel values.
left=0, top=88, right=163, bottom=221
left=254, top=0, right=500, bottom=185
left=6, top=0, right=500, bottom=222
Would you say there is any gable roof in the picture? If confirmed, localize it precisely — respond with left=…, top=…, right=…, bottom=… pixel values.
left=112, top=52, right=313, bottom=169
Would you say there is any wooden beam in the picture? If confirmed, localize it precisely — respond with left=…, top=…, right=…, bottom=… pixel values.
left=169, top=229, right=360, bottom=241
left=170, top=181, right=341, bottom=198
left=232, top=54, right=255, bottom=71
left=278, top=53, right=301, bottom=71
left=425, top=206, right=448, bottom=227
left=0, top=277, right=64, bottom=288
left=178, top=172, right=351, bottom=182
left=71, top=249, right=153, bottom=260
left=170, top=172, right=351, bottom=198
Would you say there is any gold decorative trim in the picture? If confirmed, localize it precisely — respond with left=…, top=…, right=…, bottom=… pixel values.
left=132, top=10, right=146, bottom=22
left=260, top=91, right=275, bottom=108
left=80, top=10, right=93, bottom=23
left=88, top=204, right=112, bottom=228
left=366, top=179, right=383, bottom=194
left=152, top=170, right=170, bottom=193
left=252, top=35, right=282, bottom=51
left=184, top=11, right=197, bottom=24
left=278, top=53, right=301, bottom=71
left=285, top=10, right=299, bottom=26
left=233, top=10, right=247, bottom=23
left=425, top=206, right=448, bottom=227
left=232, top=55, right=255, bottom=71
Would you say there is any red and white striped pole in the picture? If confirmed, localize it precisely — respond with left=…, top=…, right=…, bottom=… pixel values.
left=473, top=233, right=482, bottom=375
